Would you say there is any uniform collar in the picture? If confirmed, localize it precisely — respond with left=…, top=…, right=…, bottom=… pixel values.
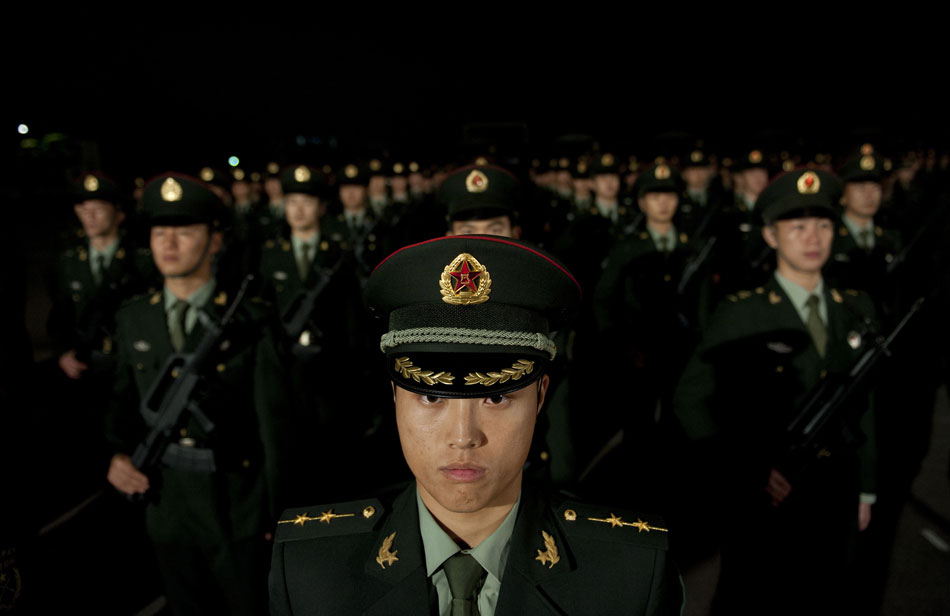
left=163, top=278, right=216, bottom=311
left=773, top=271, right=827, bottom=326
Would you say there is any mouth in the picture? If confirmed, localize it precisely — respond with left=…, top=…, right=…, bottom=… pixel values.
left=440, top=464, right=487, bottom=483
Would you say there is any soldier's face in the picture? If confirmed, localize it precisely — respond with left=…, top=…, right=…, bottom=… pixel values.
left=592, top=174, right=620, bottom=200
left=638, top=192, right=678, bottom=224
left=285, top=193, right=320, bottom=231
left=264, top=178, right=283, bottom=201
left=741, top=168, right=769, bottom=198
left=763, top=217, right=834, bottom=275
left=74, top=199, right=123, bottom=238
left=394, top=376, right=548, bottom=517
left=682, top=166, right=713, bottom=190
left=339, top=184, right=367, bottom=210
left=841, top=182, right=882, bottom=218
left=449, top=216, right=519, bottom=239
left=150, top=224, right=221, bottom=279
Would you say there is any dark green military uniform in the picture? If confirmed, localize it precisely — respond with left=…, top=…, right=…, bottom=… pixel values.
left=107, top=173, right=290, bottom=616
left=271, top=483, right=680, bottom=615
left=673, top=168, right=878, bottom=614
left=269, top=235, right=684, bottom=615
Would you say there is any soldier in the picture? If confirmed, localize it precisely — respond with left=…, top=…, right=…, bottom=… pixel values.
left=269, top=235, right=683, bottom=615
left=441, top=164, right=521, bottom=238
left=105, top=173, right=290, bottom=616
left=323, top=161, right=390, bottom=279
left=44, top=172, right=157, bottom=495
left=673, top=168, right=878, bottom=614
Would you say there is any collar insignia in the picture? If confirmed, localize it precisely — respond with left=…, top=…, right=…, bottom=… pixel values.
left=797, top=171, right=820, bottom=194
left=535, top=530, right=560, bottom=569
left=214, top=292, right=227, bottom=306
left=376, top=532, right=399, bottom=569
left=440, top=253, right=491, bottom=305
left=769, top=291, right=782, bottom=304
left=465, top=169, right=489, bottom=193
left=161, top=178, right=183, bottom=202
left=831, top=289, right=844, bottom=304
left=83, top=175, right=99, bottom=192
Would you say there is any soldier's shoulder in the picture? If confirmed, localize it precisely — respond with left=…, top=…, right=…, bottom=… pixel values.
left=552, top=499, right=670, bottom=552
left=832, top=287, right=875, bottom=318
left=117, top=289, right=162, bottom=317
left=275, top=498, right=386, bottom=544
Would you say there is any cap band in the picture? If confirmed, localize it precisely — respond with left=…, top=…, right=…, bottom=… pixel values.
left=380, top=327, right=557, bottom=359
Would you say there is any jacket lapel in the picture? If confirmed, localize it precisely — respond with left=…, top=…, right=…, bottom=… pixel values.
left=362, top=485, right=432, bottom=616
left=496, top=487, right=573, bottom=616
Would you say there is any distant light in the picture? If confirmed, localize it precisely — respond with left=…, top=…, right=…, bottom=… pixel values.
left=228, top=156, right=240, bottom=167
left=17, top=124, right=29, bottom=135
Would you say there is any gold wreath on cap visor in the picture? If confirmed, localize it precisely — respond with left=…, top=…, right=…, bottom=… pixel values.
left=465, top=169, right=489, bottom=193
left=796, top=171, right=821, bottom=194
left=161, top=178, right=184, bottom=202
left=294, top=166, right=311, bottom=182
left=83, top=175, right=99, bottom=192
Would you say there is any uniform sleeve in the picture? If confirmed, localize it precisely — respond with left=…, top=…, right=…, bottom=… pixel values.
left=104, top=308, right=146, bottom=455
left=253, top=314, right=293, bottom=520
left=645, top=549, right=685, bottom=616
left=268, top=542, right=293, bottom=616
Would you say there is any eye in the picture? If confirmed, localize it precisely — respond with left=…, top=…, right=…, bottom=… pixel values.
left=485, top=394, right=508, bottom=405
left=420, top=394, right=443, bottom=405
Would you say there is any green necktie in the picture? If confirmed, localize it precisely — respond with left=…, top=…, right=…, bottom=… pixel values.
left=443, top=552, right=486, bottom=616
left=657, top=236, right=670, bottom=254
left=298, top=243, right=311, bottom=281
left=92, top=254, right=106, bottom=286
left=805, top=294, right=827, bottom=358
left=859, top=229, right=873, bottom=252
left=169, top=300, right=189, bottom=352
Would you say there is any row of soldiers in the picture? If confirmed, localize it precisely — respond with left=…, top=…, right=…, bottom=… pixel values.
left=8, top=137, right=950, bottom=614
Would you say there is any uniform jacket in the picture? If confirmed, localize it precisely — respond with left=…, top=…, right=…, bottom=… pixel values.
left=673, top=276, right=878, bottom=493
left=270, top=483, right=683, bottom=616
left=106, top=285, right=291, bottom=542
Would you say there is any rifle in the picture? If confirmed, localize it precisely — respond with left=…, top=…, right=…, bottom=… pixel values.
left=128, top=275, right=254, bottom=496
left=280, top=260, right=341, bottom=346
left=779, top=295, right=926, bottom=475
left=675, top=236, right=718, bottom=329
left=73, top=273, right=126, bottom=367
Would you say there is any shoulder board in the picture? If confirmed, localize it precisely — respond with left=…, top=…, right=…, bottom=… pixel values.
left=726, top=294, right=738, bottom=303
left=556, top=502, right=669, bottom=550
left=275, top=499, right=384, bottom=543
left=844, top=289, right=860, bottom=297
left=736, top=290, right=753, bottom=300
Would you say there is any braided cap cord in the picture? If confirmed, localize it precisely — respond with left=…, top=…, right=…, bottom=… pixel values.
left=380, top=326, right=557, bottom=360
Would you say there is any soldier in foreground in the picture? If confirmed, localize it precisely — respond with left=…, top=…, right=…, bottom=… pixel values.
left=269, top=235, right=683, bottom=615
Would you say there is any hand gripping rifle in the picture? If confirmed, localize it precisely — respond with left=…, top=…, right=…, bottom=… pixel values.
left=128, top=275, right=254, bottom=498
left=779, top=295, right=926, bottom=475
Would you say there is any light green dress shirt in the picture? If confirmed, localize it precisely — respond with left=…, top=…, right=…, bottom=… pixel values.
left=291, top=233, right=319, bottom=269
left=417, top=487, right=520, bottom=616
left=163, top=279, right=216, bottom=337
left=594, top=199, right=619, bottom=223
left=646, top=225, right=677, bottom=252
left=773, top=271, right=827, bottom=327
left=89, top=237, right=120, bottom=281
left=842, top=214, right=875, bottom=249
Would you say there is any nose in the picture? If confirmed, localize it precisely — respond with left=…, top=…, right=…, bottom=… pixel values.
left=447, top=399, right=484, bottom=449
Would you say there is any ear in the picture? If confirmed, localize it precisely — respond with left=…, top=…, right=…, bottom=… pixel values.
left=637, top=196, right=647, bottom=213
left=536, top=374, right=551, bottom=415
left=511, top=225, right=522, bottom=239
left=116, top=210, right=127, bottom=225
left=761, top=224, right=778, bottom=249
left=209, top=230, right=224, bottom=255
left=73, top=204, right=82, bottom=216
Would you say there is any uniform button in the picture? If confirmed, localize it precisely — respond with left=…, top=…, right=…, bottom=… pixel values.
left=136, top=363, right=144, bottom=371
left=242, top=459, right=251, bottom=468
left=72, top=294, right=81, bottom=302
left=540, top=451, right=550, bottom=461
left=216, top=364, right=226, bottom=373
left=179, top=428, right=187, bottom=437
left=664, top=274, right=672, bottom=282
left=171, top=368, right=180, bottom=378
left=363, top=506, right=376, bottom=519
left=775, top=365, right=784, bottom=373
left=564, top=509, right=577, bottom=521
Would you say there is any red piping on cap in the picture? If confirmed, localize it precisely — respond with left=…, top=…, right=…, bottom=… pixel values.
left=372, top=235, right=583, bottom=299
